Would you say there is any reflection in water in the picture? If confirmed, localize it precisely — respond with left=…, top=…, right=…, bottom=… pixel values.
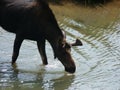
left=0, top=28, right=75, bottom=90
left=61, top=17, right=120, bottom=90
left=0, top=62, right=75, bottom=90
left=0, top=7, right=120, bottom=90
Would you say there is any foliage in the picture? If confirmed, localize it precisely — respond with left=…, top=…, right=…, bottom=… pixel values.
left=47, top=0, right=113, bottom=6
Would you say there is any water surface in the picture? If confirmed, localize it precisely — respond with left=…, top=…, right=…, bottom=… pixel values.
left=0, top=5, right=120, bottom=90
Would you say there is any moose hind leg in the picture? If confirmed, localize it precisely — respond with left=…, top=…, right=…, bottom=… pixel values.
left=12, top=35, right=23, bottom=64
left=37, top=39, right=48, bottom=65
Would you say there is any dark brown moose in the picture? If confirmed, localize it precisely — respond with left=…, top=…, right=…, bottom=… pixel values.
left=0, top=0, right=82, bottom=73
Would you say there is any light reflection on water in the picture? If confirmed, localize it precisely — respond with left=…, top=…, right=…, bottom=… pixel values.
left=0, top=14, right=120, bottom=90
left=62, top=17, right=120, bottom=90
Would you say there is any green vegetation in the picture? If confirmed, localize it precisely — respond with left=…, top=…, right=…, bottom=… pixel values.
left=49, top=0, right=120, bottom=34
left=47, top=0, right=118, bottom=6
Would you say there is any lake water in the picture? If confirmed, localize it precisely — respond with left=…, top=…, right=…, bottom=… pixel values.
left=0, top=5, right=120, bottom=90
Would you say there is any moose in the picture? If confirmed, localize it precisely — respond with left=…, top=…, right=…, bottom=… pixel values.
left=0, top=0, right=82, bottom=73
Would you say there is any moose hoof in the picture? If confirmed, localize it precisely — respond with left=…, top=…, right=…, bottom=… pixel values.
left=11, top=61, right=16, bottom=65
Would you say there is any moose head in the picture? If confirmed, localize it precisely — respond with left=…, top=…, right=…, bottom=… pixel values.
left=51, top=30, right=83, bottom=73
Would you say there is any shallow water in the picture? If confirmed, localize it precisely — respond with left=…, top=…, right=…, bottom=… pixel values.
left=0, top=8, right=120, bottom=90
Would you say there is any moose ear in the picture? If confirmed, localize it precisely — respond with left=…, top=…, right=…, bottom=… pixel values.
left=71, top=39, right=83, bottom=46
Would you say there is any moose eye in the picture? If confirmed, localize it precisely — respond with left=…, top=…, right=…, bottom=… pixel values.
left=60, top=43, right=71, bottom=51
left=65, top=43, right=71, bottom=49
left=62, top=43, right=71, bottom=52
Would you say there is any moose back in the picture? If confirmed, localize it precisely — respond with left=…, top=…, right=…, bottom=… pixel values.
left=0, top=0, right=82, bottom=73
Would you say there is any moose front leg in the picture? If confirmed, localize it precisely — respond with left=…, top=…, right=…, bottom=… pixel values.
left=37, top=39, right=48, bottom=65
left=12, top=35, right=23, bottom=64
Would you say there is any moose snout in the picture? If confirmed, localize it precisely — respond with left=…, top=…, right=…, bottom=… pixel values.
left=65, top=65, right=76, bottom=73
left=63, top=59, right=76, bottom=73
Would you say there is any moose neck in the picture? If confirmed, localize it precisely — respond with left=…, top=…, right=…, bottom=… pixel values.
left=46, top=27, right=64, bottom=59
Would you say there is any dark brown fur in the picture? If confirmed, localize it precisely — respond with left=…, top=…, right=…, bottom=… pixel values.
left=0, top=0, right=76, bottom=73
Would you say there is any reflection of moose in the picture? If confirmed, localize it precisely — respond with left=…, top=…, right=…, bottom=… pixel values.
left=0, top=0, right=82, bottom=73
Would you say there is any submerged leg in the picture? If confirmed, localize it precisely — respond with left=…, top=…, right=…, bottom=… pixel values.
left=37, top=39, right=48, bottom=65
left=12, top=35, right=23, bottom=64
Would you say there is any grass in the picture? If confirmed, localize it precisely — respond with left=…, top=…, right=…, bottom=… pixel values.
left=49, top=1, right=120, bottom=29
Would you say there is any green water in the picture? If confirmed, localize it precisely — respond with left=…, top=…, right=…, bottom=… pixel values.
left=0, top=6, right=120, bottom=90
